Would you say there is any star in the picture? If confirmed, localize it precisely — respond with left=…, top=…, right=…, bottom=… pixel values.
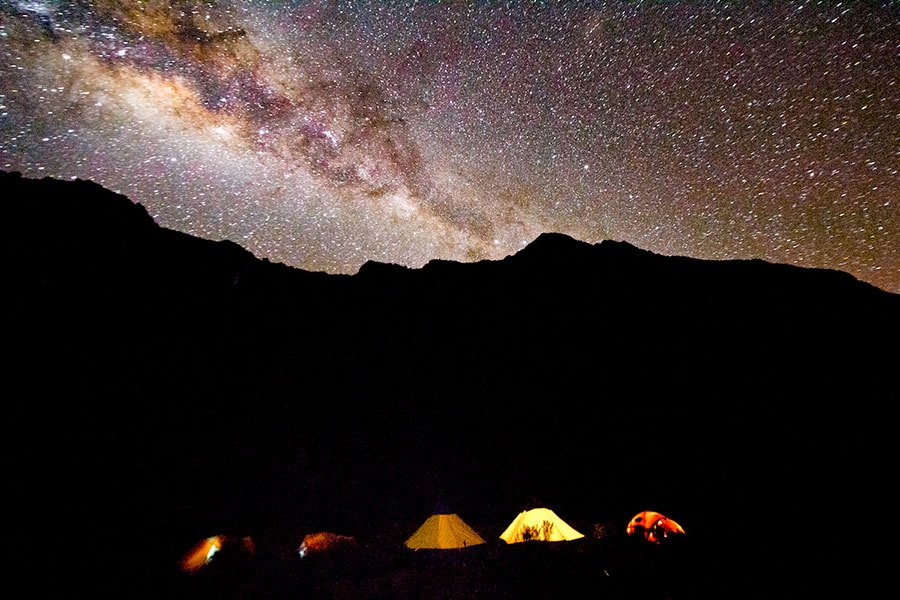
left=0, top=1, right=897, bottom=291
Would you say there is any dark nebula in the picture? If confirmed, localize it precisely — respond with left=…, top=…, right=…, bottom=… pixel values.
left=1, top=1, right=897, bottom=290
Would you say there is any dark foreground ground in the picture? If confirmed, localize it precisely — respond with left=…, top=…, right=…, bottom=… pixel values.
left=119, top=531, right=860, bottom=600
left=160, top=536, right=702, bottom=600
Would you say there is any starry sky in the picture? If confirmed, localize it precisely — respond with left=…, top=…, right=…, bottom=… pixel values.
left=1, top=1, right=898, bottom=292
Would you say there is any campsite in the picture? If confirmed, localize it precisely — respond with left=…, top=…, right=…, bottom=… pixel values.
left=171, top=509, right=692, bottom=600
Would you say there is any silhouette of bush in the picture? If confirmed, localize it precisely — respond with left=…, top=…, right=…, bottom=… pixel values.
left=521, top=520, right=554, bottom=542
left=593, top=522, right=615, bottom=540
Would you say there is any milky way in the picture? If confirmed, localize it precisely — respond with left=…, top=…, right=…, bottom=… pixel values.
left=1, top=1, right=898, bottom=291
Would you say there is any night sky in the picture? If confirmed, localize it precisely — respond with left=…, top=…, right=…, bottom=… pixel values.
left=1, top=1, right=897, bottom=292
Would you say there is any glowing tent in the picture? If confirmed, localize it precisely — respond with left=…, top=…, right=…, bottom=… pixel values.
left=180, top=536, right=224, bottom=572
left=298, top=532, right=358, bottom=558
left=405, top=513, right=486, bottom=550
left=180, top=535, right=255, bottom=572
left=499, top=508, right=584, bottom=543
left=626, top=511, right=686, bottom=544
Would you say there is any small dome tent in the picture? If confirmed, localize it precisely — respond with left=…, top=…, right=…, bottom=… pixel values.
left=626, top=511, right=685, bottom=544
left=298, top=532, right=358, bottom=558
left=499, top=508, right=584, bottom=543
left=405, top=513, right=486, bottom=550
left=180, top=535, right=255, bottom=572
left=181, top=536, right=223, bottom=572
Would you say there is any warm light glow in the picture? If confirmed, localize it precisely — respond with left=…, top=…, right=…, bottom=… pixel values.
left=499, top=508, right=584, bottom=543
left=626, top=511, right=686, bottom=544
left=404, top=513, right=486, bottom=550
left=297, top=532, right=357, bottom=557
left=180, top=536, right=224, bottom=572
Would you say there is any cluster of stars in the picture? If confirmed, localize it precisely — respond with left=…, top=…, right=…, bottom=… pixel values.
left=1, top=1, right=897, bottom=291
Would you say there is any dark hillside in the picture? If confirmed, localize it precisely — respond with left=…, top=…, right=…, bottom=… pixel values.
left=3, top=171, right=896, bottom=597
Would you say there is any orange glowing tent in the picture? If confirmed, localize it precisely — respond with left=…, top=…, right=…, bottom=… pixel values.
left=180, top=536, right=224, bottom=572
left=180, top=535, right=255, bottom=572
left=626, top=511, right=685, bottom=544
left=298, top=532, right=358, bottom=557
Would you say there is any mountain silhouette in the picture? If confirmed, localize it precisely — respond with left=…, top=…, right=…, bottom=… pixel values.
left=3, top=171, right=896, bottom=596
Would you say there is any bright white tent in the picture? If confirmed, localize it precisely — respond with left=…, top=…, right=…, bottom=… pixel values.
left=499, top=508, right=584, bottom=543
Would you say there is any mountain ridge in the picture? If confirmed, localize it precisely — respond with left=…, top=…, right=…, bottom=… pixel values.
left=4, top=171, right=889, bottom=296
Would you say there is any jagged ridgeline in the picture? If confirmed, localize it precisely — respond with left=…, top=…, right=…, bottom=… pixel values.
left=5, top=170, right=895, bottom=404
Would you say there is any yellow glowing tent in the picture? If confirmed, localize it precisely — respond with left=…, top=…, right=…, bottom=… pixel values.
left=405, top=513, right=486, bottom=550
left=499, top=508, right=584, bottom=543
